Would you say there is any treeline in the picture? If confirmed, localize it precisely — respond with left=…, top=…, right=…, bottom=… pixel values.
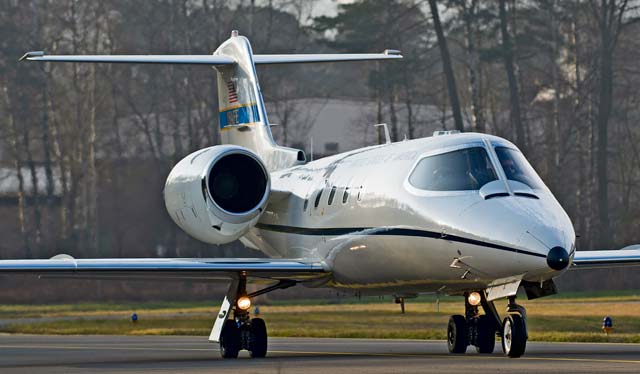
left=1, top=0, right=640, bottom=267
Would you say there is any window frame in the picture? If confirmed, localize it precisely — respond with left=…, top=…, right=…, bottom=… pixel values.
left=493, top=145, right=545, bottom=190
left=407, top=145, right=497, bottom=193
left=313, top=189, right=323, bottom=209
left=328, top=185, right=337, bottom=205
left=404, top=142, right=493, bottom=197
left=342, top=187, right=350, bottom=204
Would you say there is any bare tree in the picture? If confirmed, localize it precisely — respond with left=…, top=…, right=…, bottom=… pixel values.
left=498, top=0, right=525, bottom=149
left=2, top=86, right=31, bottom=258
left=590, top=0, right=631, bottom=248
left=428, top=0, right=465, bottom=132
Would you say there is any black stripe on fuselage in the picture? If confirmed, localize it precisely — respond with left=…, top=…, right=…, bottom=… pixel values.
left=255, top=223, right=547, bottom=259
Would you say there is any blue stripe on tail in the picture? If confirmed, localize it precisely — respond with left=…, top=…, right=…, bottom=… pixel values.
left=219, top=104, right=261, bottom=128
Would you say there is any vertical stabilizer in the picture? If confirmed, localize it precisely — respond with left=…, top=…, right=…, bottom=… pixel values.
left=213, top=31, right=304, bottom=171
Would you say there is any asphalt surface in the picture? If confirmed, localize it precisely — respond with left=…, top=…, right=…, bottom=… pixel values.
left=1, top=335, right=640, bottom=373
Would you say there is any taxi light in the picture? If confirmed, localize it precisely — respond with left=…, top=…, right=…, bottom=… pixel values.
left=237, top=296, right=252, bottom=310
left=467, top=292, right=482, bottom=306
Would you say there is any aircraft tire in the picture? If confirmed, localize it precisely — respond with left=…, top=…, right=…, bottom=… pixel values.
left=502, top=314, right=527, bottom=358
left=475, top=315, right=496, bottom=354
left=447, top=315, right=468, bottom=354
left=249, top=318, right=268, bottom=358
left=220, top=320, right=241, bottom=359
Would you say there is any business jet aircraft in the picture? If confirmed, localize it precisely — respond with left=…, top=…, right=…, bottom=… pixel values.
left=5, top=31, right=640, bottom=359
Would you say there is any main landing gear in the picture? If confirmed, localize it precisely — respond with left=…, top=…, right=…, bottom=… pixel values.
left=501, top=296, right=528, bottom=358
left=216, top=276, right=296, bottom=359
left=219, top=300, right=267, bottom=359
left=447, top=292, right=528, bottom=358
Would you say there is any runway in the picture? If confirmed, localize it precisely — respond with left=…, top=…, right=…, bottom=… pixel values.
left=1, top=335, right=640, bottom=373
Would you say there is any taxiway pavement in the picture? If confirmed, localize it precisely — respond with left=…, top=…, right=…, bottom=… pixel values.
left=1, top=335, right=639, bottom=373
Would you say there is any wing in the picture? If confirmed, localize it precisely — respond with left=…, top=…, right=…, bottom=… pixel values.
left=0, top=255, right=328, bottom=283
left=572, top=245, right=640, bottom=270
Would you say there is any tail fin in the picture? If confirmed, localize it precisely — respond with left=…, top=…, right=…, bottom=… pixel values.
left=212, top=31, right=401, bottom=170
left=213, top=33, right=302, bottom=171
left=20, top=30, right=401, bottom=171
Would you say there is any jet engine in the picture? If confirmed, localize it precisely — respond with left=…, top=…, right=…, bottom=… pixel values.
left=164, top=145, right=270, bottom=244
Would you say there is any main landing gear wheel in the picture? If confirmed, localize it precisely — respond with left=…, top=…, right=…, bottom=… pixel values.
left=219, top=316, right=269, bottom=359
left=249, top=318, right=268, bottom=358
left=502, top=314, right=527, bottom=358
left=220, top=320, right=241, bottom=359
left=475, top=315, right=496, bottom=354
left=447, top=315, right=468, bottom=354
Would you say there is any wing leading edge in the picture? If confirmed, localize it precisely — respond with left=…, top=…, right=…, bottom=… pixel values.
left=572, top=245, right=640, bottom=270
left=0, top=255, right=328, bottom=283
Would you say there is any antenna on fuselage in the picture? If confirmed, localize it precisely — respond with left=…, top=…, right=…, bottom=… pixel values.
left=374, top=123, right=391, bottom=144
left=433, top=130, right=460, bottom=137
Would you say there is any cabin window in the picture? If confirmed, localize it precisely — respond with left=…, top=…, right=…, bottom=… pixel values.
left=328, top=186, right=337, bottom=205
left=409, top=147, right=497, bottom=191
left=314, top=189, right=323, bottom=209
left=342, top=187, right=350, bottom=204
left=495, top=147, right=544, bottom=189
left=357, top=185, right=364, bottom=201
left=303, top=198, right=309, bottom=211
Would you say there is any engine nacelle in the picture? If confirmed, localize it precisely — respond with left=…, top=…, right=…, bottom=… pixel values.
left=164, top=145, right=270, bottom=244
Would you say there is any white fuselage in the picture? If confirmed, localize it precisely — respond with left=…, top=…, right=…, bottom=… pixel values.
left=243, top=133, right=575, bottom=295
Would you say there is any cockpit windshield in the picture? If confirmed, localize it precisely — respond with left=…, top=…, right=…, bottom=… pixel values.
left=409, top=147, right=497, bottom=191
left=494, top=147, right=544, bottom=189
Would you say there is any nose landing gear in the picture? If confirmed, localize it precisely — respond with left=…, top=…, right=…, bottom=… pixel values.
left=447, top=292, right=528, bottom=358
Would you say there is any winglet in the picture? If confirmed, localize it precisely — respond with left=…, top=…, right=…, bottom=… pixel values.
left=19, top=51, right=44, bottom=62
left=383, top=49, right=401, bottom=56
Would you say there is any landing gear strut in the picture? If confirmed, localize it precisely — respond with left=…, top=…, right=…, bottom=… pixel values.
left=216, top=275, right=295, bottom=359
left=447, top=291, right=528, bottom=357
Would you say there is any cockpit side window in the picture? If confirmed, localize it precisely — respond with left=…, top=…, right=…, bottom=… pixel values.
left=494, top=147, right=544, bottom=189
left=409, top=147, right=497, bottom=191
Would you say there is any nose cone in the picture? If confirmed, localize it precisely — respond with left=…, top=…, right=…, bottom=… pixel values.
left=547, top=246, right=569, bottom=270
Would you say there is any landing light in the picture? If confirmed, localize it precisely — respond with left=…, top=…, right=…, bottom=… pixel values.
left=237, top=296, right=252, bottom=310
left=467, top=292, right=481, bottom=306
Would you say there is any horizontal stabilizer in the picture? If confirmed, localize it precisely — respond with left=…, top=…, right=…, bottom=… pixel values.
left=20, top=51, right=402, bottom=65
left=19, top=52, right=236, bottom=65
left=252, top=51, right=402, bottom=64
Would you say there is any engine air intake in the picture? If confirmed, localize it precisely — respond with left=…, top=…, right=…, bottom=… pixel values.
left=208, top=153, right=268, bottom=214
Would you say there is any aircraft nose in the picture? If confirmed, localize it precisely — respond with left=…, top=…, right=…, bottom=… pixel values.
left=546, top=246, right=569, bottom=270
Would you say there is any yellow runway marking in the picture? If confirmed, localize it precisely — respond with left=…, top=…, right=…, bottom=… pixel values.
left=0, top=344, right=211, bottom=352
